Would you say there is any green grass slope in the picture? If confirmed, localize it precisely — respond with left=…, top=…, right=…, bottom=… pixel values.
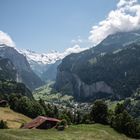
left=0, top=124, right=133, bottom=140
left=33, top=83, right=73, bottom=104
left=0, top=107, right=32, bottom=128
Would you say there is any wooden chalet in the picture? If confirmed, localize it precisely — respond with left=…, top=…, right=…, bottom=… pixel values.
left=22, top=116, right=61, bottom=129
left=0, top=100, right=8, bottom=107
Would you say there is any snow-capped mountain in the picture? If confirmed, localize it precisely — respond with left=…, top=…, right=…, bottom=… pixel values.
left=18, top=45, right=88, bottom=82
left=18, top=45, right=88, bottom=65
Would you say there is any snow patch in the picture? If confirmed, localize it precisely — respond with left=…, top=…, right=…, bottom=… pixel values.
left=18, top=45, right=88, bottom=65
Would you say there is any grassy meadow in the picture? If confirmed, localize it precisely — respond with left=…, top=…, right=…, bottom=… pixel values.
left=0, top=124, right=133, bottom=140
left=0, top=107, right=31, bottom=128
left=33, top=83, right=73, bottom=103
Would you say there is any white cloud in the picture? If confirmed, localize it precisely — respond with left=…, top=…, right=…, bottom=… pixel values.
left=65, top=44, right=88, bottom=54
left=71, top=36, right=83, bottom=44
left=117, top=0, right=137, bottom=8
left=71, top=36, right=93, bottom=49
left=0, top=31, right=15, bottom=47
left=89, top=0, right=140, bottom=45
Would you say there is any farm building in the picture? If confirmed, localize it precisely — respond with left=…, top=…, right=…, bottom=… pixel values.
left=0, top=100, right=8, bottom=107
left=22, top=116, right=61, bottom=129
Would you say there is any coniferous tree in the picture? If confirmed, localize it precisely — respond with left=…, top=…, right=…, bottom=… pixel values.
left=91, top=100, right=108, bottom=124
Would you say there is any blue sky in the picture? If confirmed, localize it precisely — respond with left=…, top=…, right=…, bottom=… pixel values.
left=0, top=0, right=139, bottom=53
left=0, top=0, right=117, bottom=52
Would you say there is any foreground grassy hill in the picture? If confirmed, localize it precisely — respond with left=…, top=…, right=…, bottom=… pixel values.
left=0, top=107, right=32, bottom=128
left=0, top=124, right=133, bottom=140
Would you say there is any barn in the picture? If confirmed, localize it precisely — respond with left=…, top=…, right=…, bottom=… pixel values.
left=0, top=100, right=8, bottom=107
left=22, top=116, right=61, bottom=129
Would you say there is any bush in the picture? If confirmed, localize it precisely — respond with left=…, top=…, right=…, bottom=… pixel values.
left=59, top=113, right=71, bottom=125
left=91, top=100, right=108, bottom=124
left=60, top=119, right=67, bottom=126
left=0, top=120, right=8, bottom=129
left=82, top=113, right=92, bottom=124
left=111, top=104, right=140, bottom=139
left=56, top=119, right=67, bottom=131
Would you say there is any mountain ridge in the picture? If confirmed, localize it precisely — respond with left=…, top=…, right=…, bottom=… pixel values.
left=0, top=45, right=44, bottom=90
left=18, top=45, right=88, bottom=81
left=55, top=30, right=140, bottom=101
left=18, top=45, right=88, bottom=65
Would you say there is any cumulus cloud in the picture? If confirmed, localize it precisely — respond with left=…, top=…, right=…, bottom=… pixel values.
left=71, top=36, right=93, bottom=49
left=89, top=0, right=140, bottom=45
left=71, top=36, right=83, bottom=45
left=117, top=0, right=137, bottom=7
left=0, top=31, right=15, bottom=47
left=65, top=44, right=88, bottom=54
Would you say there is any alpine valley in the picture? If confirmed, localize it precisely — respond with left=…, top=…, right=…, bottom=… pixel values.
left=1, top=30, right=140, bottom=102
left=2, top=1, right=140, bottom=139
left=1, top=29, right=140, bottom=140
left=18, top=45, right=87, bottom=82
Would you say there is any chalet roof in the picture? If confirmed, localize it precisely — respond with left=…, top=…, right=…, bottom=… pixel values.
left=22, top=116, right=61, bottom=129
left=0, top=100, right=8, bottom=104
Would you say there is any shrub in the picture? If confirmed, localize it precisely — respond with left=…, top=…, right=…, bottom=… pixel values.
left=91, top=100, right=108, bottom=124
left=0, top=120, right=8, bottom=129
left=60, top=119, right=67, bottom=126
left=56, top=119, right=67, bottom=131
left=111, top=104, right=140, bottom=139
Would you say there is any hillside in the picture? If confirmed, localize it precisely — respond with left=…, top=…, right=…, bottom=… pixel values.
left=0, top=46, right=44, bottom=90
left=0, top=80, right=33, bottom=98
left=55, top=30, right=140, bottom=101
left=0, top=57, right=16, bottom=81
left=0, top=124, right=132, bottom=140
left=33, top=83, right=73, bottom=104
left=0, top=107, right=31, bottom=128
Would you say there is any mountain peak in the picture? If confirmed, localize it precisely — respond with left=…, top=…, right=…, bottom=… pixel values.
left=18, top=46, right=88, bottom=65
left=99, top=30, right=140, bottom=47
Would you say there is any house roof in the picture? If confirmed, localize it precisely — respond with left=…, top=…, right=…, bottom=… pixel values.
left=0, top=100, right=8, bottom=104
left=22, top=116, right=61, bottom=129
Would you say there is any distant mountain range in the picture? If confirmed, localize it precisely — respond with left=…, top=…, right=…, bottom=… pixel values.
left=18, top=45, right=88, bottom=65
left=1, top=29, right=140, bottom=102
left=18, top=45, right=88, bottom=82
left=0, top=43, right=88, bottom=90
left=55, top=30, right=140, bottom=101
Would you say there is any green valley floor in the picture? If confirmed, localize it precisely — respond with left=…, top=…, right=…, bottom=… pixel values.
left=0, top=124, right=133, bottom=140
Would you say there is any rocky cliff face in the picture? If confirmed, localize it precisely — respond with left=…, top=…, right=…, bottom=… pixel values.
left=0, top=57, right=17, bottom=81
left=0, top=46, right=44, bottom=90
left=0, top=46, right=30, bottom=71
left=55, top=69, right=113, bottom=101
left=55, top=30, right=140, bottom=101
